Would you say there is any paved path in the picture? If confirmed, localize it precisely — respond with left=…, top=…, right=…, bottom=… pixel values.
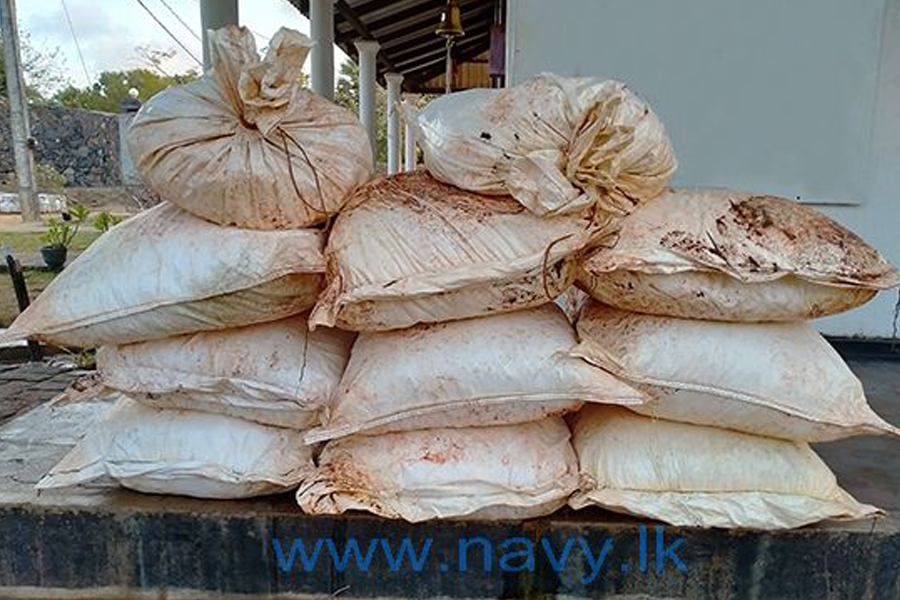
left=0, top=363, right=82, bottom=426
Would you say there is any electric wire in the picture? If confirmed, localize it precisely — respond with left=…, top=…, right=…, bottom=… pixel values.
left=59, top=0, right=91, bottom=85
left=132, top=0, right=202, bottom=66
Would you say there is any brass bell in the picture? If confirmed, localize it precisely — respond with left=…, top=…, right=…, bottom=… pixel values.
left=436, top=0, right=465, bottom=38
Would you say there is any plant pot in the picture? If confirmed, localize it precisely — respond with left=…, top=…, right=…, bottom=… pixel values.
left=40, top=244, right=68, bottom=270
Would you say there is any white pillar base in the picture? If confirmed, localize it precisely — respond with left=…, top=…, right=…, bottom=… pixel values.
left=200, top=0, right=239, bottom=70
left=385, top=72, right=403, bottom=175
left=310, top=0, right=335, bottom=100
left=355, top=40, right=380, bottom=162
left=404, top=119, right=417, bottom=172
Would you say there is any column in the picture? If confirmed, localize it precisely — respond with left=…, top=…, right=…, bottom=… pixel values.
left=354, top=40, right=380, bottom=160
left=200, top=0, right=239, bottom=70
left=310, top=0, right=335, bottom=100
left=0, top=0, right=39, bottom=221
left=118, top=90, right=144, bottom=186
left=384, top=72, right=403, bottom=175
left=404, top=118, right=417, bottom=172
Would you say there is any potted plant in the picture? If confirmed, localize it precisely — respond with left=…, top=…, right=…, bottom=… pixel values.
left=92, top=209, right=124, bottom=233
left=40, top=203, right=90, bottom=270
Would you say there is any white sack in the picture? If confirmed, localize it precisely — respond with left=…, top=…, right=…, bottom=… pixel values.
left=127, top=26, right=372, bottom=229
left=310, top=171, right=611, bottom=331
left=579, top=188, right=900, bottom=321
left=37, top=397, right=313, bottom=499
left=306, top=304, right=646, bottom=443
left=0, top=202, right=324, bottom=348
left=573, top=302, right=899, bottom=442
left=298, top=418, right=578, bottom=522
left=97, top=316, right=354, bottom=429
left=410, top=73, right=676, bottom=216
left=570, top=405, right=880, bottom=530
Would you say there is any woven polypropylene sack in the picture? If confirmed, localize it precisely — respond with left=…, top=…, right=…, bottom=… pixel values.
left=409, top=73, right=676, bottom=216
left=0, top=202, right=324, bottom=348
left=127, top=26, right=372, bottom=229
left=37, top=397, right=314, bottom=499
left=306, top=304, right=646, bottom=443
left=297, top=418, right=578, bottom=522
left=97, top=316, right=354, bottom=429
left=578, top=188, right=900, bottom=321
left=310, top=171, right=612, bottom=332
left=569, top=405, right=880, bottom=530
left=572, top=301, right=899, bottom=442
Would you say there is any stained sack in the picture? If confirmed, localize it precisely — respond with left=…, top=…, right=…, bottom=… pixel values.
left=578, top=188, right=900, bottom=321
left=570, top=406, right=880, bottom=530
left=306, top=304, right=646, bottom=444
left=37, top=397, right=314, bottom=499
left=572, top=302, right=899, bottom=442
left=297, top=418, right=578, bottom=522
left=0, top=202, right=324, bottom=348
left=127, top=26, right=373, bottom=229
left=409, top=73, right=676, bottom=216
left=310, top=171, right=612, bottom=332
left=97, top=316, right=354, bottom=429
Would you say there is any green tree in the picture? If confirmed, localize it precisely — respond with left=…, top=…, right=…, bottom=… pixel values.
left=52, top=67, right=198, bottom=113
left=334, top=60, right=387, bottom=164
left=0, top=30, right=69, bottom=103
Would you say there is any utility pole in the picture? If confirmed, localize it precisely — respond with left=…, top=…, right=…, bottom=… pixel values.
left=0, top=0, right=39, bottom=222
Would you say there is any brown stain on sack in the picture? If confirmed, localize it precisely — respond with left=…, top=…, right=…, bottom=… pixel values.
left=419, top=440, right=465, bottom=465
left=657, top=191, right=899, bottom=285
left=730, top=195, right=886, bottom=280
left=322, top=450, right=374, bottom=492
left=380, top=171, right=525, bottom=222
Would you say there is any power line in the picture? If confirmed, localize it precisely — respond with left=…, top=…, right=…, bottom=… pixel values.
left=155, top=0, right=201, bottom=42
left=59, top=0, right=91, bottom=86
left=132, top=0, right=202, bottom=66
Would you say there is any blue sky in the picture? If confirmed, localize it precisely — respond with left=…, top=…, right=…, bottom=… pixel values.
left=19, top=0, right=349, bottom=91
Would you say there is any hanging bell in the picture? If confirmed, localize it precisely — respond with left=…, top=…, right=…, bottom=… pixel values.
left=436, top=0, right=465, bottom=38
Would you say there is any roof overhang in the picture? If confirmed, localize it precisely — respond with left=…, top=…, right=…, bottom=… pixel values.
left=287, top=0, right=495, bottom=92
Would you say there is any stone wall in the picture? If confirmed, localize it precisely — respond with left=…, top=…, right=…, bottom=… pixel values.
left=0, top=101, right=122, bottom=187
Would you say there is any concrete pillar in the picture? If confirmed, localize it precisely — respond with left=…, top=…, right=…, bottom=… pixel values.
left=0, top=0, right=39, bottom=221
left=384, top=72, right=403, bottom=175
left=310, top=0, right=335, bottom=100
left=118, top=90, right=143, bottom=186
left=200, top=0, right=239, bottom=70
left=354, top=40, right=380, bottom=160
left=404, top=119, right=417, bottom=172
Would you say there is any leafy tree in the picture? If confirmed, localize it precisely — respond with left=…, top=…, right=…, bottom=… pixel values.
left=334, top=60, right=387, bottom=164
left=51, top=67, right=198, bottom=113
left=0, top=30, right=69, bottom=103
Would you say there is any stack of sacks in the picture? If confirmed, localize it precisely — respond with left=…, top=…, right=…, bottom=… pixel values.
left=16, top=60, right=673, bottom=505
left=24, top=25, right=373, bottom=500
left=295, top=74, right=675, bottom=521
left=569, top=188, right=900, bottom=528
left=295, top=169, right=662, bottom=522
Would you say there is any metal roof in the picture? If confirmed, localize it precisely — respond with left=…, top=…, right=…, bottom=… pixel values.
left=287, top=0, right=495, bottom=92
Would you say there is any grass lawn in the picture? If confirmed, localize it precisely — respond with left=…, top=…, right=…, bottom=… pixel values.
left=0, top=231, right=103, bottom=328
left=0, top=270, right=57, bottom=328
left=1, top=231, right=101, bottom=255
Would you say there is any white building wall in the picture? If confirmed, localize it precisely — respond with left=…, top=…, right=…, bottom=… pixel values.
left=507, top=0, right=900, bottom=338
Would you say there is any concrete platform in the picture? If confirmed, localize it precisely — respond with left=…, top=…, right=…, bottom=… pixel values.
left=0, top=359, right=898, bottom=599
